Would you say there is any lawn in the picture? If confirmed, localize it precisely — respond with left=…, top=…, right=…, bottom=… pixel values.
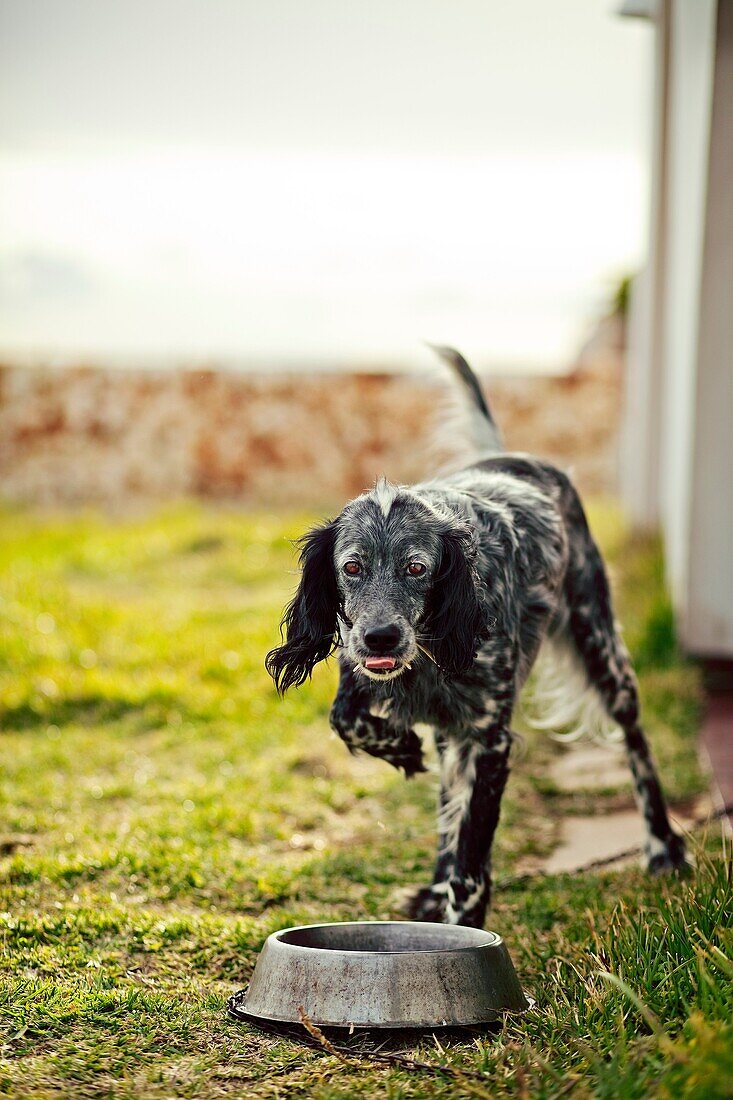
left=0, top=501, right=730, bottom=1099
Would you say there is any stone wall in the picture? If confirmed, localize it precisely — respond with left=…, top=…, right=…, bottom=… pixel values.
left=0, top=331, right=623, bottom=509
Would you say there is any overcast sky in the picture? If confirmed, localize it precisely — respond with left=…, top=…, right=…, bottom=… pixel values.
left=0, top=0, right=653, bottom=369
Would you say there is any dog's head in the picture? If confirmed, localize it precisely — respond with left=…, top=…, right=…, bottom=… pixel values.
left=265, top=480, right=488, bottom=693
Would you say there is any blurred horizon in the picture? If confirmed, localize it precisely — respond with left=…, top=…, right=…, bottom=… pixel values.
left=0, top=0, right=651, bottom=373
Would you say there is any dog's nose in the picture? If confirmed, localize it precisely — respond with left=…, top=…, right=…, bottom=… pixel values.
left=364, top=623, right=402, bottom=653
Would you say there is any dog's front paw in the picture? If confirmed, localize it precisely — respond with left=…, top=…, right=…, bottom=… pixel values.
left=384, top=737, right=427, bottom=778
left=367, top=727, right=426, bottom=777
left=332, top=711, right=425, bottom=776
left=398, top=884, right=448, bottom=922
left=391, top=755, right=428, bottom=778
left=647, top=832, right=692, bottom=875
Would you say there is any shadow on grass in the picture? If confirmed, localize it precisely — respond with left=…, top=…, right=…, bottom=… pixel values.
left=0, top=691, right=181, bottom=733
left=232, top=1009, right=502, bottom=1051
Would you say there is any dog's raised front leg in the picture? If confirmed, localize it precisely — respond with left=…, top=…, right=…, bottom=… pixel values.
left=329, top=663, right=426, bottom=777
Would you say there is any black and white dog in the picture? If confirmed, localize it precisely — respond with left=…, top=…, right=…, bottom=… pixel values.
left=266, top=349, right=687, bottom=928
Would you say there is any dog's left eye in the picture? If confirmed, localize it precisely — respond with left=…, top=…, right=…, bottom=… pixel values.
left=406, top=561, right=426, bottom=577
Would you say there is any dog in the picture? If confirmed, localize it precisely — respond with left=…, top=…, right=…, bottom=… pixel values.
left=266, top=348, right=688, bottom=928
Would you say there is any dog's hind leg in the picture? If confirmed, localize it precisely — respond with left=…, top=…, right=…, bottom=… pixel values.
left=329, top=663, right=426, bottom=777
left=564, top=536, right=688, bottom=873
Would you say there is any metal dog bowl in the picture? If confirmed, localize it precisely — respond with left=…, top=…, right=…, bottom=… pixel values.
left=231, top=920, right=528, bottom=1029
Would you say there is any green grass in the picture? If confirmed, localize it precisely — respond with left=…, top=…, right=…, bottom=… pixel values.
left=0, top=501, right=729, bottom=1099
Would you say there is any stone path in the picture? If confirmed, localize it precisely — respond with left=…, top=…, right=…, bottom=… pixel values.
left=544, top=742, right=714, bottom=874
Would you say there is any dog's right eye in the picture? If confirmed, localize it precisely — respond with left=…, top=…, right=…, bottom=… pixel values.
left=343, top=561, right=362, bottom=576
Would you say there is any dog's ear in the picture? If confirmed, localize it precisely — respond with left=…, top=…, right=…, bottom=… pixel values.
left=423, top=525, right=487, bottom=677
left=265, top=519, right=341, bottom=694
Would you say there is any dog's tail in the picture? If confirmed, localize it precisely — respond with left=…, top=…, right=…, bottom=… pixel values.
left=428, top=344, right=503, bottom=455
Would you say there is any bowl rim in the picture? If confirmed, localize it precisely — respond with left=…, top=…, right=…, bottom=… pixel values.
left=269, top=919, right=503, bottom=957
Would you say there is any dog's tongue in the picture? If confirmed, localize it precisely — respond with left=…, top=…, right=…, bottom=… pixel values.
left=364, top=656, right=398, bottom=671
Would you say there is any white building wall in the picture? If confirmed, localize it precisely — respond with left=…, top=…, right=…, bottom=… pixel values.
left=685, top=0, right=733, bottom=655
left=658, top=0, right=717, bottom=610
left=621, top=0, right=733, bottom=657
left=619, top=1, right=669, bottom=528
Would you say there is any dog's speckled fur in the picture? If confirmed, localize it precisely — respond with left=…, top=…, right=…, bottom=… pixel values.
left=266, top=349, right=687, bottom=928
